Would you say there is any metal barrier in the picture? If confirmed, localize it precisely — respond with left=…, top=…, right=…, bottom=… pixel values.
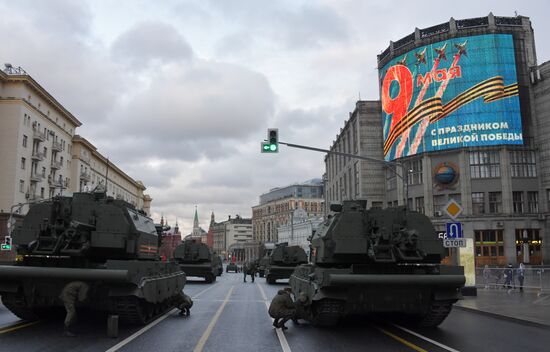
left=475, top=266, right=550, bottom=293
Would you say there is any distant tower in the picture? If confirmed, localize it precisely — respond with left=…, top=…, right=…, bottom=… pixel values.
left=174, top=218, right=179, bottom=234
left=160, top=213, right=164, bottom=227
left=210, top=211, right=215, bottom=226
left=192, top=206, right=201, bottom=237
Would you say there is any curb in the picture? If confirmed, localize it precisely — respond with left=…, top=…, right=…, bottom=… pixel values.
left=454, top=305, right=550, bottom=330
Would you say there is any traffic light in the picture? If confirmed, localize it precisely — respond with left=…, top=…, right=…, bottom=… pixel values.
left=1, top=236, right=11, bottom=251
left=261, top=128, right=279, bottom=153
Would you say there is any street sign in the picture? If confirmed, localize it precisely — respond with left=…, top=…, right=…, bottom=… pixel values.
left=446, top=222, right=463, bottom=239
left=443, top=238, right=466, bottom=248
left=443, top=199, right=463, bottom=220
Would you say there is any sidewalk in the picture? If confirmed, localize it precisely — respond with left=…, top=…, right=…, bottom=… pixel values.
left=455, top=287, right=550, bottom=328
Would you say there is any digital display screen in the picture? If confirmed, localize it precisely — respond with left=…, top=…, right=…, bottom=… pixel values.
left=380, top=34, right=522, bottom=161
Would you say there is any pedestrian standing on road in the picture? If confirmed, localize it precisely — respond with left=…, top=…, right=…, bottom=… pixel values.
left=268, top=288, right=297, bottom=330
left=517, top=262, right=525, bottom=292
left=243, top=261, right=249, bottom=282
left=483, top=265, right=491, bottom=289
left=60, top=281, right=90, bottom=337
left=503, top=263, right=514, bottom=291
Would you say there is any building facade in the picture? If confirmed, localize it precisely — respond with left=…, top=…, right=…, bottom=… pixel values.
left=210, top=214, right=252, bottom=258
left=325, top=101, right=386, bottom=211
left=71, top=135, right=149, bottom=213
left=251, top=179, right=324, bottom=245
left=277, top=207, right=323, bottom=258
left=326, top=14, right=548, bottom=267
left=0, top=65, right=81, bottom=214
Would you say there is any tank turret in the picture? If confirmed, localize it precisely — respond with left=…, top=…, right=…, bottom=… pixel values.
left=264, top=243, right=307, bottom=284
left=0, top=193, right=185, bottom=324
left=173, top=239, right=219, bottom=283
left=290, top=200, right=465, bottom=327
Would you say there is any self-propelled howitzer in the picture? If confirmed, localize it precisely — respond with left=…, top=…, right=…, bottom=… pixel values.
left=0, top=193, right=185, bottom=324
left=290, top=201, right=465, bottom=327
left=173, top=239, right=218, bottom=283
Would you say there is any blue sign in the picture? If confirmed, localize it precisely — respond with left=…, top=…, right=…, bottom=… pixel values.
left=446, top=222, right=462, bottom=239
left=380, top=33, right=523, bottom=161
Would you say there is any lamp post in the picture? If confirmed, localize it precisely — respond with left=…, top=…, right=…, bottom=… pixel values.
left=522, top=229, right=530, bottom=264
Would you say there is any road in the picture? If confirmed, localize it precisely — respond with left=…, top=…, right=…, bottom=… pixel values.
left=1, top=270, right=550, bottom=352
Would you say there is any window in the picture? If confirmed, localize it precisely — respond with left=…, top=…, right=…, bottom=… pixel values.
left=407, top=198, right=413, bottom=209
left=40, top=187, right=44, bottom=198
left=405, top=159, right=423, bottom=185
left=415, top=197, right=424, bottom=214
left=352, top=121, right=358, bottom=154
left=470, top=151, right=500, bottom=178
left=527, top=192, right=538, bottom=213
left=19, top=180, right=24, bottom=193
left=513, top=191, right=524, bottom=213
left=472, top=192, right=485, bottom=215
left=510, top=150, right=536, bottom=178
left=386, top=171, right=396, bottom=190
left=475, top=230, right=505, bottom=266
left=433, top=195, right=446, bottom=216
left=515, top=229, right=543, bottom=265
left=22, top=135, right=28, bottom=148
left=488, top=192, right=502, bottom=214
left=21, top=157, right=26, bottom=170
left=354, top=162, right=359, bottom=198
left=42, top=167, right=46, bottom=177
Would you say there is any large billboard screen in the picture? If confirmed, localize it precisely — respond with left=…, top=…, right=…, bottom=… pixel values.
left=380, top=33, right=522, bottom=161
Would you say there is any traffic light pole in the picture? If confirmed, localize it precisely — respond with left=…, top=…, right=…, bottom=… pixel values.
left=276, top=141, right=410, bottom=207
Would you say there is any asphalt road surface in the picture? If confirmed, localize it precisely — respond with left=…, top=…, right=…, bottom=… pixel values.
left=1, top=270, right=550, bottom=352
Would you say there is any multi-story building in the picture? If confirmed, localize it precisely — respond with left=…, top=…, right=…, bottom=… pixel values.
left=326, top=14, right=548, bottom=267
left=251, top=179, right=324, bottom=244
left=71, top=135, right=150, bottom=213
left=325, top=101, right=385, bottom=211
left=0, top=65, right=81, bottom=213
left=210, top=214, right=252, bottom=258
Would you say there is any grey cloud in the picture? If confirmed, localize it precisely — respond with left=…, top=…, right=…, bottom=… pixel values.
left=111, top=21, right=193, bottom=68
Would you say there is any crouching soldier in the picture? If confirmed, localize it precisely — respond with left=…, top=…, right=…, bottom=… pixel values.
left=177, top=292, right=193, bottom=316
left=60, top=281, right=90, bottom=337
left=268, top=288, right=297, bottom=330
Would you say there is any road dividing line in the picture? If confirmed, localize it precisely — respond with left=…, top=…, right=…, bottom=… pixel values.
left=105, top=308, right=177, bottom=352
left=392, top=324, right=461, bottom=352
left=193, top=286, right=234, bottom=352
left=0, top=320, right=39, bottom=334
left=533, top=294, right=549, bottom=305
left=375, top=326, right=428, bottom=352
left=256, top=283, right=292, bottom=352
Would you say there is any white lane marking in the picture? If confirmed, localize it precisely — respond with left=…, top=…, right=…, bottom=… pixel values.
left=105, top=308, right=177, bottom=352
left=257, top=283, right=292, bottom=352
left=105, top=284, right=219, bottom=351
left=392, top=324, right=461, bottom=352
left=533, top=294, right=549, bottom=305
left=193, top=286, right=235, bottom=352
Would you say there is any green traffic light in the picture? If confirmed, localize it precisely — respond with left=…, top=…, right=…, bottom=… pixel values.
left=1, top=244, right=11, bottom=250
left=263, top=144, right=270, bottom=151
left=270, top=144, right=277, bottom=151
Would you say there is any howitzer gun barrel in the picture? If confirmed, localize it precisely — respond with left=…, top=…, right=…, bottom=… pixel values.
left=0, top=265, right=130, bottom=282
left=327, top=274, right=465, bottom=287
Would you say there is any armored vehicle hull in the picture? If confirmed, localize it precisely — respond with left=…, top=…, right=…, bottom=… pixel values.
left=173, top=240, right=218, bottom=283
left=0, top=193, right=186, bottom=324
left=289, top=201, right=465, bottom=327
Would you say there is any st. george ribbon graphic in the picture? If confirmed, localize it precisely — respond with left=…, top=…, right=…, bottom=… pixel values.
left=380, top=34, right=523, bottom=161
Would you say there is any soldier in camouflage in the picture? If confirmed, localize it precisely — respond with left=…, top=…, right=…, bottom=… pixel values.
left=177, top=291, right=193, bottom=316
left=268, top=288, right=297, bottom=330
left=59, top=281, right=90, bottom=337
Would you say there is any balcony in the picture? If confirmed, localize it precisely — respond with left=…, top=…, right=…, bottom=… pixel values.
left=52, top=141, right=63, bottom=152
left=33, top=130, right=46, bottom=142
left=80, top=171, right=91, bottom=182
left=51, top=160, right=63, bottom=170
left=31, top=151, right=45, bottom=162
left=48, top=176, right=63, bottom=188
left=30, top=172, right=44, bottom=183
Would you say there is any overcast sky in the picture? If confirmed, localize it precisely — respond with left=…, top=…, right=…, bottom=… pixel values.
left=2, top=0, right=548, bottom=235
